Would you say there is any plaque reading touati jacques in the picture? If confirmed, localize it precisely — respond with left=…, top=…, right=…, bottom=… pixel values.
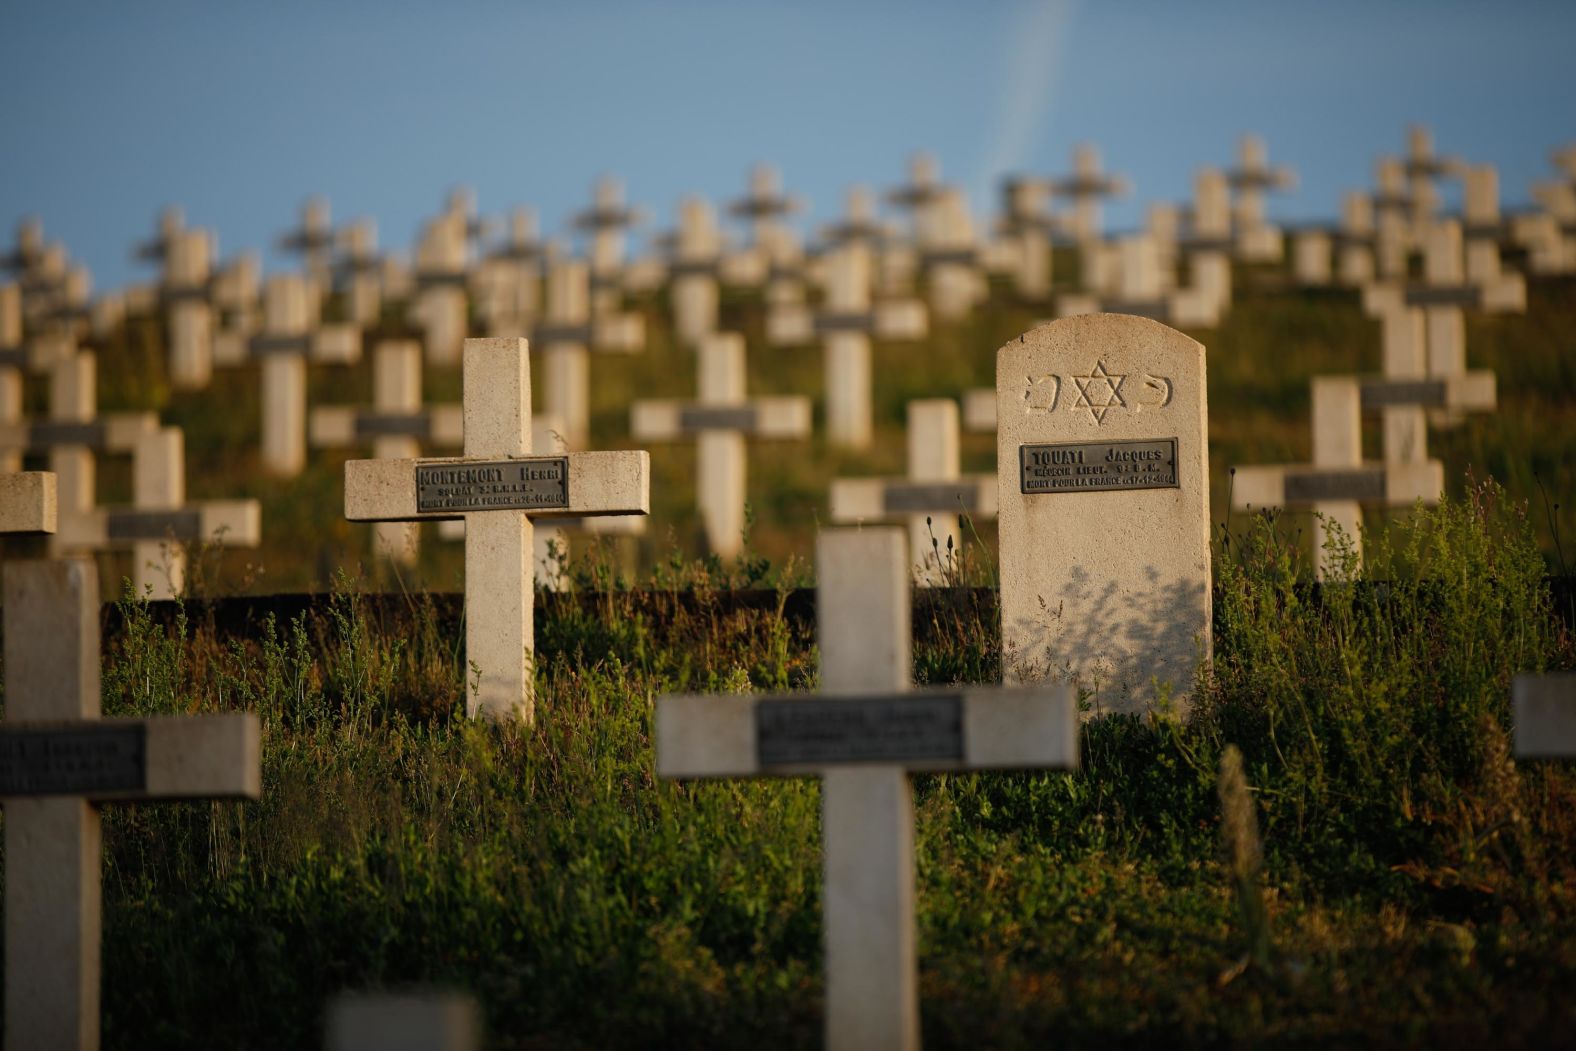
left=1019, top=438, right=1179, bottom=495
left=415, top=457, right=570, bottom=514
left=756, top=693, right=964, bottom=767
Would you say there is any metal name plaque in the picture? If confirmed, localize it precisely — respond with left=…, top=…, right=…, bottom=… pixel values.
left=0, top=725, right=146, bottom=796
left=679, top=406, right=759, bottom=433
left=29, top=421, right=108, bottom=449
left=1019, top=438, right=1179, bottom=495
left=415, top=457, right=570, bottom=514
left=1360, top=380, right=1447, bottom=409
left=882, top=482, right=981, bottom=515
left=355, top=414, right=432, bottom=440
left=756, top=694, right=964, bottom=767
left=1284, top=468, right=1386, bottom=504
left=106, top=509, right=204, bottom=542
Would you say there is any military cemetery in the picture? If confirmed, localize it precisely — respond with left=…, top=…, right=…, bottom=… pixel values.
left=0, top=3, right=1573, bottom=1046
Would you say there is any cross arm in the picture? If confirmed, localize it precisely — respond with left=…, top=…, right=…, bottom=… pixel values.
left=0, top=713, right=260, bottom=801
left=1358, top=372, right=1495, bottom=412
left=830, top=476, right=997, bottom=522
left=1230, top=461, right=1443, bottom=511
left=345, top=450, right=651, bottom=523
left=630, top=398, right=811, bottom=441
left=656, top=686, right=1079, bottom=779
left=56, top=501, right=262, bottom=548
left=0, top=471, right=56, bottom=534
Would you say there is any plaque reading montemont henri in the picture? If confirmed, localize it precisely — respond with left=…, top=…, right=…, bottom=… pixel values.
left=1020, top=438, right=1178, bottom=494
left=415, top=457, right=570, bottom=513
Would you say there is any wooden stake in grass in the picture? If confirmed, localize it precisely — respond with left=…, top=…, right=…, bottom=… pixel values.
left=1218, top=744, right=1273, bottom=975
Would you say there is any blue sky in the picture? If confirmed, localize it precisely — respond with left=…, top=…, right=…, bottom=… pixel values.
left=3, top=1, right=1572, bottom=289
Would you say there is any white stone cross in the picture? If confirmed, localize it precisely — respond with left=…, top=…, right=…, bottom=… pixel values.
left=1057, top=233, right=1218, bottom=328
left=410, top=209, right=472, bottom=367
left=665, top=197, right=765, bottom=348
left=657, top=528, right=1076, bottom=1051
left=830, top=399, right=996, bottom=583
left=336, top=218, right=387, bottom=328
left=0, top=349, right=158, bottom=555
left=213, top=271, right=362, bottom=476
left=344, top=337, right=650, bottom=721
left=0, top=470, right=56, bottom=535
left=631, top=332, right=809, bottom=558
left=767, top=239, right=927, bottom=448
left=474, top=208, right=543, bottom=339
left=56, top=426, right=261, bottom=599
left=1179, top=168, right=1234, bottom=323
left=1402, top=125, right=1464, bottom=238
left=276, top=195, right=337, bottom=294
left=997, top=175, right=1056, bottom=299
left=310, top=339, right=462, bottom=565
left=570, top=177, right=645, bottom=317
left=1513, top=673, right=1576, bottom=760
left=533, top=252, right=645, bottom=449
left=0, top=557, right=261, bottom=1050
left=1224, top=134, right=1296, bottom=262
left=1231, top=377, right=1443, bottom=577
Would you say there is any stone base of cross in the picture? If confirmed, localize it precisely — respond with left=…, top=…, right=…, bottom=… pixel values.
left=656, top=529, right=1077, bottom=1051
left=345, top=337, right=650, bottom=721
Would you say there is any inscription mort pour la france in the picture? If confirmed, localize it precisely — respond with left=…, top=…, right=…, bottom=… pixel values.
left=1019, top=438, right=1179, bottom=494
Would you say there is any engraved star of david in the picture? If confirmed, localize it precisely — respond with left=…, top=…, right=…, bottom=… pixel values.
left=1071, top=360, right=1127, bottom=424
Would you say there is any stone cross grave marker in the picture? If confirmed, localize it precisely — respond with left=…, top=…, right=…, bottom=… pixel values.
left=1179, top=168, right=1233, bottom=323
left=657, top=528, right=1077, bottom=1051
left=57, top=426, right=262, bottom=599
left=311, top=339, right=463, bottom=565
left=411, top=209, right=472, bottom=366
left=336, top=218, right=387, bottom=328
left=830, top=398, right=996, bottom=584
left=1513, top=673, right=1576, bottom=760
left=998, top=175, right=1056, bottom=299
left=154, top=226, right=218, bottom=390
left=997, top=315, right=1211, bottom=713
left=729, top=165, right=807, bottom=319
left=344, top=337, right=650, bottom=721
left=1224, top=134, right=1295, bottom=262
left=1231, top=376, right=1443, bottom=577
left=767, top=239, right=927, bottom=448
left=326, top=991, right=481, bottom=1051
left=0, top=470, right=56, bottom=534
left=571, top=177, right=644, bottom=317
left=213, top=271, right=362, bottom=476
left=0, top=558, right=261, bottom=1050
left=1057, top=233, right=1218, bottom=329
left=666, top=197, right=765, bottom=348
left=474, top=208, right=543, bottom=338
left=1049, top=143, right=1129, bottom=246
left=1402, top=125, right=1463, bottom=237
left=0, top=349, right=158, bottom=555
left=1371, top=156, right=1414, bottom=280
left=277, top=196, right=336, bottom=295
left=533, top=251, right=645, bottom=449
left=631, top=331, right=809, bottom=558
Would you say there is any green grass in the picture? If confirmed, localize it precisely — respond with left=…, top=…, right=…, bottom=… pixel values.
left=0, top=486, right=1569, bottom=1047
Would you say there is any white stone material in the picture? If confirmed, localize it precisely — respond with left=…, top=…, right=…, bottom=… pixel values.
left=830, top=399, right=995, bottom=583
left=0, top=471, right=56, bottom=534
left=962, top=388, right=997, bottom=433
left=167, top=228, right=214, bottom=390
left=630, top=333, right=810, bottom=558
left=997, top=315, right=1211, bottom=713
left=344, top=338, right=650, bottom=722
left=1, top=558, right=260, bottom=1051
left=327, top=992, right=481, bottom=1051
left=1513, top=673, right=1576, bottom=759
left=656, top=529, right=1076, bottom=1051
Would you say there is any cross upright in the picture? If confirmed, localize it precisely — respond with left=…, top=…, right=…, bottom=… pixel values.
left=214, top=271, right=362, bottom=476
left=1179, top=167, right=1234, bottom=322
left=410, top=209, right=473, bottom=366
left=830, top=399, right=996, bottom=583
left=997, top=175, right=1056, bottom=299
left=163, top=226, right=218, bottom=389
left=1402, top=125, right=1464, bottom=238
left=0, top=556, right=261, bottom=1050
left=344, top=337, right=650, bottom=721
left=631, top=331, right=810, bottom=558
left=656, top=528, right=1078, bottom=1051
left=336, top=218, right=387, bottom=328
left=310, top=339, right=462, bottom=565
left=1513, top=674, right=1576, bottom=760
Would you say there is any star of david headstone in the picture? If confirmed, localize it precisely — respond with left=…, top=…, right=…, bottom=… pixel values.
left=1071, top=360, right=1127, bottom=423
